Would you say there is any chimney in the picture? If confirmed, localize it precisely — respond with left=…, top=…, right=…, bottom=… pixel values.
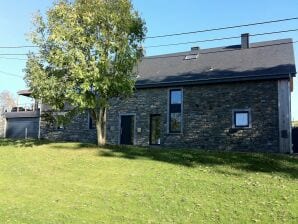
left=184, top=47, right=200, bottom=60
left=241, top=33, right=249, bottom=49
left=183, top=46, right=200, bottom=60
left=191, top=46, right=200, bottom=52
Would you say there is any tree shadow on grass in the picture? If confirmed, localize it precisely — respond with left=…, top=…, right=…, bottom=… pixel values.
left=0, top=138, right=93, bottom=149
left=99, top=145, right=298, bottom=179
left=1, top=139, right=297, bottom=179
left=0, top=138, right=51, bottom=147
left=49, top=142, right=97, bottom=150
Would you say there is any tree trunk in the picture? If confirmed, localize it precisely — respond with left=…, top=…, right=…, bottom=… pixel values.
left=94, top=107, right=106, bottom=146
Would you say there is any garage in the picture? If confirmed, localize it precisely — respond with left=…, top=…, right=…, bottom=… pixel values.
left=6, top=117, right=39, bottom=139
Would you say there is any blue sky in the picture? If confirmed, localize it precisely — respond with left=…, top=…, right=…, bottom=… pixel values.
left=0, top=0, right=297, bottom=119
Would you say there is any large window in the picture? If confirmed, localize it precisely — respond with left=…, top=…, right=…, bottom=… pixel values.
left=169, top=89, right=182, bottom=133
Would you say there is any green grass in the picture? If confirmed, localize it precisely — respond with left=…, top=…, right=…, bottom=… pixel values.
left=0, top=139, right=297, bottom=223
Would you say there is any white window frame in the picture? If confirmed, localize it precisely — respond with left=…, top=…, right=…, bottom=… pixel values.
left=232, top=109, right=252, bottom=129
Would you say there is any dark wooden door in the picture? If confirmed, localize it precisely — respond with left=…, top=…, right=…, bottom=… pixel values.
left=292, top=127, right=298, bottom=153
left=120, top=115, right=134, bottom=145
left=150, top=114, right=161, bottom=145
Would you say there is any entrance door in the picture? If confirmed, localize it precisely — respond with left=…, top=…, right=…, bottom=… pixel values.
left=150, top=114, right=161, bottom=145
left=120, top=115, right=134, bottom=145
left=292, top=127, right=298, bottom=153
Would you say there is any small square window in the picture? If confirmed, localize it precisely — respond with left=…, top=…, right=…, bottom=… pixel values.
left=233, top=110, right=251, bottom=128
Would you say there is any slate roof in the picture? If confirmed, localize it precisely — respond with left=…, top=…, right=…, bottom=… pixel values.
left=136, top=38, right=296, bottom=88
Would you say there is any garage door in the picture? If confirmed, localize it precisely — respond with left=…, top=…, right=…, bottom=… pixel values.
left=6, top=118, right=39, bottom=139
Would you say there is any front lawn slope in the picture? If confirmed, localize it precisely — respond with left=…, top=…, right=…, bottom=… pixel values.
left=0, top=140, right=297, bottom=223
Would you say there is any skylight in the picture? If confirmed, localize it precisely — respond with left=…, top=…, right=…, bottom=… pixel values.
left=184, top=54, right=198, bottom=60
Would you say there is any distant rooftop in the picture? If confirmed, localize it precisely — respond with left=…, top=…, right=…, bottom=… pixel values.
left=17, top=89, right=32, bottom=97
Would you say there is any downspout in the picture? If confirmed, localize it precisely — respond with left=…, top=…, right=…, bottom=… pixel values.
left=38, top=99, right=42, bottom=139
left=289, top=74, right=293, bottom=153
left=16, top=95, right=19, bottom=112
left=3, top=116, right=6, bottom=138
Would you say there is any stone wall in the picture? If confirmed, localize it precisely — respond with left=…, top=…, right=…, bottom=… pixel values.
left=40, top=111, right=97, bottom=143
left=0, top=113, right=5, bottom=138
left=106, top=80, right=280, bottom=152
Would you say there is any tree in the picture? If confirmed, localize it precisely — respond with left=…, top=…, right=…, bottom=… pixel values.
left=0, top=90, right=16, bottom=109
left=25, top=0, right=146, bottom=145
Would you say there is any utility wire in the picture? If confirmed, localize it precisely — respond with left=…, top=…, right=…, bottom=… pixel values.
left=0, top=17, right=296, bottom=51
left=146, top=17, right=298, bottom=39
left=0, top=42, right=296, bottom=78
left=0, top=70, right=23, bottom=78
left=0, top=30, right=297, bottom=58
left=0, top=45, right=37, bottom=49
left=145, top=28, right=298, bottom=48
left=0, top=41, right=297, bottom=59
left=0, top=53, right=29, bottom=56
left=0, top=40, right=296, bottom=60
left=0, top=56, right=27, bottom=61
left=0, top=17, right=297, bottom=49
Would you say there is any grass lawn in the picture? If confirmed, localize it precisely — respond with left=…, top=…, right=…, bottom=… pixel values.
left=0, top=140, right=297, bottom=223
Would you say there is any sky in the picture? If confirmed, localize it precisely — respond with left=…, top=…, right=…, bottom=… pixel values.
left=0, top=0, right=297, bottom=119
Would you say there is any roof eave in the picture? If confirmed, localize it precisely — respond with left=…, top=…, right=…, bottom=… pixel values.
left=135, top=73, right=295, bottom=89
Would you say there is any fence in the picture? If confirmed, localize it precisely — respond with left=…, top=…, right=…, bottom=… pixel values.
left=2, top=103, right=39, bottom=113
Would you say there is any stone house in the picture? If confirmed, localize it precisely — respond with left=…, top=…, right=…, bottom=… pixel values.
left=104, top=35, right=296, bottom=153
left=1, top=34, right=296, bottom=153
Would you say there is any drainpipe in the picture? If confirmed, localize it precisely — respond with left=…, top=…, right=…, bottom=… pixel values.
left=289, top=73, right=293, bottom=153
left=4, top=117, right=6, bottom=138
left=38, top=100, right=42, bottom=139
left=17, top=95, right=19, bottom=112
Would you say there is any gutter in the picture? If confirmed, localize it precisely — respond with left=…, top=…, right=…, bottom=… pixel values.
left=135, top=72, right=296, bottom=89
left=38, top=101, right=42, bottom=139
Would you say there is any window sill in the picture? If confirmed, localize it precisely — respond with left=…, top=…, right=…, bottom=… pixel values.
left=232, top=125, right=252, bottom=129
left=167, top=132, right=183, bottom=135
left=230, top=126, right=252, bottom=132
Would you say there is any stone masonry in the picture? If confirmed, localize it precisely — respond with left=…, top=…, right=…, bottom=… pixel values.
left=40, top=111, right=97, bottom=143
left=106, top=80, right=280, bottom=152
left=0, top=112, right=5, bottom=138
